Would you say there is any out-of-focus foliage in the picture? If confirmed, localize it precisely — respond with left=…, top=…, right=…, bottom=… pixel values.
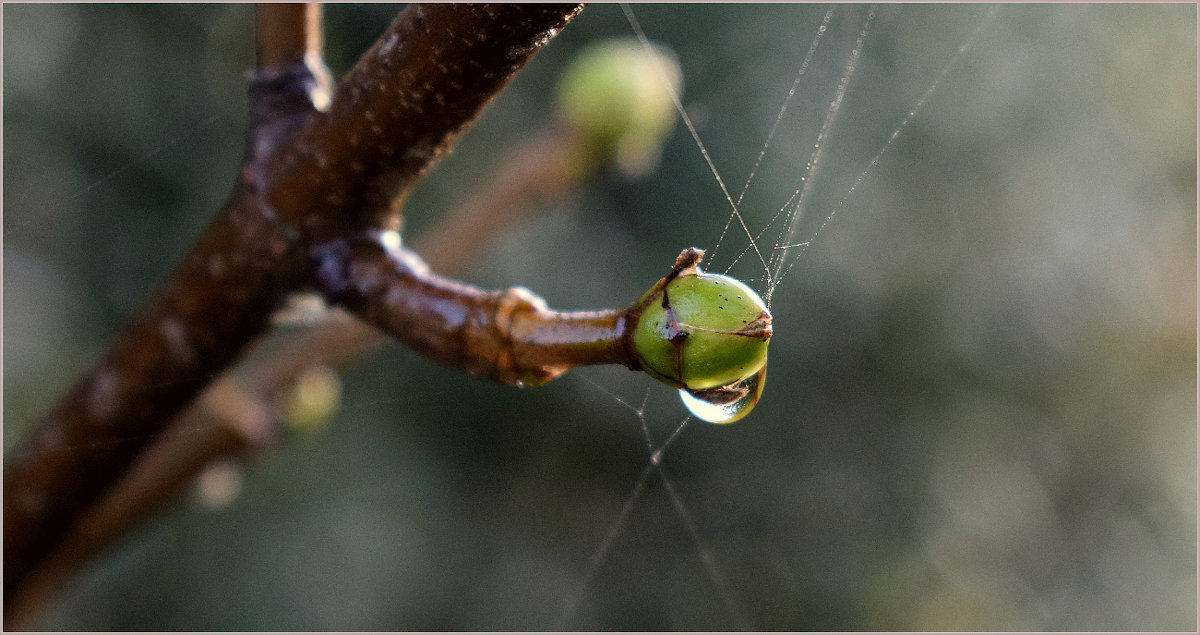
left=4, top=4, right=1195, bottom=630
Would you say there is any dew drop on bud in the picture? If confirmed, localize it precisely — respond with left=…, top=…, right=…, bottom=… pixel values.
left=678, top=363, right=767, bottom=424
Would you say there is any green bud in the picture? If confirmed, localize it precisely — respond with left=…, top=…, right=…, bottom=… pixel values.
left=556, top=38, right=681, bottom=177
left=631, top=249, right=772, bottom=391
left=286, top=365, right=342, bottom=435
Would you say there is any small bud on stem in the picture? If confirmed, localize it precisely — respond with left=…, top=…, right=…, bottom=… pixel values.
left=628, top=248, right=772, bottom=392
left=318, top=240, right=771, bottom=420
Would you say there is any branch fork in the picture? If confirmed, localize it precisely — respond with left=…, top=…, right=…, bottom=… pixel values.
left=4, top=4, right=585, bottom=625
left=5, top=4, right=774, bottom=626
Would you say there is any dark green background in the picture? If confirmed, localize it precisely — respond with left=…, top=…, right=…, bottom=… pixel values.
left=5, top=4, right=1195, bottom=630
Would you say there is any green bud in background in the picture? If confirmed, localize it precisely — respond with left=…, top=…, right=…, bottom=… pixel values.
left=285, top=365, right=342, bottom=435
left=630, top=249, right=772, bottom=393
left=556, top=38, right=681, bottom=178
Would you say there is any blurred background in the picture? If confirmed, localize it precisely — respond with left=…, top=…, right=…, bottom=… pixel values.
left=4, top=3, right=1195, bottom=630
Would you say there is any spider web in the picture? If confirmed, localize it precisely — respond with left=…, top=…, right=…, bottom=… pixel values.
left=549, top=3, right=999, bottom=629
left=3, top=4, right=1005, bottom=630
left=16, top=4, right=1200, bottom=631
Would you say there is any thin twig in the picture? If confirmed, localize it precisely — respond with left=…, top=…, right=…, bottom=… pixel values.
left=255, top=4, right=322, bottom=70
left=316, top=233, right=634, bottom=386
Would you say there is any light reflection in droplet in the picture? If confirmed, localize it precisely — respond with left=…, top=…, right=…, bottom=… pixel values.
left=679, top=363, right=767, bottom=424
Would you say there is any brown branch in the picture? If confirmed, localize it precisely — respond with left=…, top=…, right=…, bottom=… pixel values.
left=315, top=234, right=636, bottom=386
left=3, top=3, right=584, bottom=617
left=2, top=383, right=268, bottom=631
left=249, top=4, right=332, bottom=161
left=255, top=4, right=323, bottom=70
left=3, top=115, right=593, bottom=629
left=265, top=4, right=588, bottom=243
left=2, top=188, right=308, bottom=611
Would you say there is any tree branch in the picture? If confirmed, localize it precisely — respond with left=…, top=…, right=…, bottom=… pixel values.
left=3, top=3, right=584, bottom=615
left=255, top=4, right=323, bottom=70
left=3, top=115, right=590, bottom=630
left=314, top=233, right=636, bottom=386
left=3, top=187, right=307, bottom=610
left=264, top=4, right=587, bottom=243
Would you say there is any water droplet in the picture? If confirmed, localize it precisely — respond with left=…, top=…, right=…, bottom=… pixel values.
left=678, top=364, right=767, bottom=424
